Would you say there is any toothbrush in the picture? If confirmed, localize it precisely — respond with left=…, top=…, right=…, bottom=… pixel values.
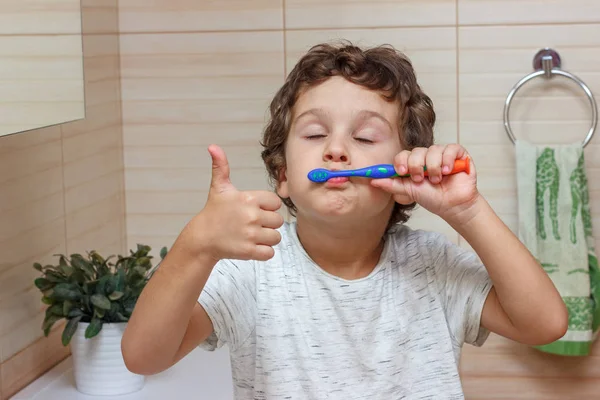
left=307, top=157, right=470, bottom=183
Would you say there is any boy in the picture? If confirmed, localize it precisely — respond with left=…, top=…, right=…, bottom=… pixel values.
left=122, top=42, right=568, bottom=399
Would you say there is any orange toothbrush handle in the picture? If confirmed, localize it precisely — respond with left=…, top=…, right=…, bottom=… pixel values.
left=423, top=156, right=470, bottom=177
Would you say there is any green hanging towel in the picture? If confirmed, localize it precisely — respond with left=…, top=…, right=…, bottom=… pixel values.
left=515, top=140, right=600, bottom=356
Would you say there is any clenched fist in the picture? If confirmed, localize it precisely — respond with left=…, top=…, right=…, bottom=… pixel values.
left=184, top=144, right=284, bottom=262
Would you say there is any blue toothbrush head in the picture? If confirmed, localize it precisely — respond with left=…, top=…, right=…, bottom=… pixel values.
left=307, top=168, right=331, bottom=183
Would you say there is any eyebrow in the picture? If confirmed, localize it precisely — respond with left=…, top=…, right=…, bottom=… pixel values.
left=292, top=108, right=394, bottom=132
left=292, top=108, right=329, bottom=125
left=354, top=109, right=394, bottom=133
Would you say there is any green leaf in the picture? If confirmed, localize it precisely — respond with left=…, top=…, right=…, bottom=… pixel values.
left=34, top=278, right=54, bottom=291
left=91, top=252, right=111, bottom=276
left=160, top=246, right=168, bottom=260
left=62, top=316, right=82, bottom=346
left=49, top=304, right=64, bottom=316
left=133, top=266, right=147, bottom=277
left=137, top=257, right=151, bottom=267
left=42, top=314, right=62, bottom=337
left=41, top=296, right=53, bottom=305
left=33, top=262, right=43, bottom=271
left=70, top=269, right=86, bottom=284
left=104, top=275, right=116, bottom=295
left=136, top=244, right=151, bottom=255
left=70, top=254, right=95, bottom=279
left=90, top=251, right=104, bottom=265
left=62, top=300, right=73, bottom=316
left=115, top=312, right=129, bottom=322
left=116, top=268, right=125, bottom=291
left=83, top=296, right=92, bottom=314
left=59, top=263, right=74, bottom=277
left=45, top=270, right=66, bottom=283
left=123, top=297, right=136, bottom=315
left=90, top=294, right=111, bottom=310
left=94, top=307, right=105, bottom=319
left=67, top=308, right=84, bottom=318
left=51, top=283, right=81, bottom=301
left=96, top=275, right=109, bottom=295
left=84, top=317, right=103, bottom=339
left=108, top=291, right=124, bottom=301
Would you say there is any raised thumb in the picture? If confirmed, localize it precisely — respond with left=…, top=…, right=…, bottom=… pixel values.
left=208, top=144, right=233, bottom=192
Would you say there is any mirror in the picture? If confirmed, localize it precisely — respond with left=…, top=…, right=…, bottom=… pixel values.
left=0, top=0, right=85, bottom=138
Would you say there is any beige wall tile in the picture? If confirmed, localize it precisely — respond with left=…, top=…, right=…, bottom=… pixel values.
left=286, top=28, right=459, bottom=242
left=81, top=0, right=119, bottom=34
left=0, top=0, right=82, bottom=35
left=61, top=102, right=122, bottom=138
left=0, top=219, right=67, bottom=362
left=125, top=167, right=270, bottom=193
left=118, top=0, right=283, bottom=33
left=62, top=125, right=121, bottom=164
left=285, top=0, right=456, bottom=29
left=459, top=0, right=600, bottom=25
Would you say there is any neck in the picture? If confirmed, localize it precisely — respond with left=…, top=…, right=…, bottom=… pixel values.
left=294, top=214, right=389, bottom=280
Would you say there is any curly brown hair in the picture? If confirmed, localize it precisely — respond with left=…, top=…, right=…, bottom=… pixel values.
left=260, top=41, right=436, bottom=229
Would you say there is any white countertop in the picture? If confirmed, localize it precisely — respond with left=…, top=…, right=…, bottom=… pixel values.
left=12, top=348, right=234, bottom=399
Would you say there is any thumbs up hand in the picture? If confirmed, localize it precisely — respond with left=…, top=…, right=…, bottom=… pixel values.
left=187, top=144, right=284, bottom=262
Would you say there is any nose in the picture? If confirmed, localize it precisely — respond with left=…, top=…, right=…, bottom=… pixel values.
left=323, top=137, right=349, bottom=163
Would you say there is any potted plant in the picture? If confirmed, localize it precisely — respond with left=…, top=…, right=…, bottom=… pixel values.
left=33, top=244, right=167, bottom=396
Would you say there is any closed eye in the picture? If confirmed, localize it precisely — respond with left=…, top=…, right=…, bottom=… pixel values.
left=306, top=134, right=326, bottom=140
left=355, top=138, right=373, bottom=144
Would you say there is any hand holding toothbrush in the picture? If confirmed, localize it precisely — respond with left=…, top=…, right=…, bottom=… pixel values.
left=308, top=144, right=482, bottom=227
left=373, top=144, right=481, bottom=226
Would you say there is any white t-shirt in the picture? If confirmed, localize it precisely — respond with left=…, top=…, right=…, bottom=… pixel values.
left=198, top=221, right=493, bottom=399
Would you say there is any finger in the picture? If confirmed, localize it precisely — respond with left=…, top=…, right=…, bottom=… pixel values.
left=371, top=179, right=414, bottom=204
left=393, top=150, right=411, bottom=176
left=252, top=245, right=276, bottom=262
left=407, top=147, right=428, bottom=182
left=442, top=144, right=467, bottom=175
left=425, top=145, right=444, bottom=184
left=255, top=191, right=283, bottom=212
left=255, top=227, right=282, bottom=247
left=371, top=178, right=408, bottom=195
left=259, top=210, right=284, bottom=229
left=208, top=144, right=234, bottom=193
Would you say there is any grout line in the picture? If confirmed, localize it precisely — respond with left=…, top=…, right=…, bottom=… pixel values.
left=456, top=0, right=460, bottom=147
left=282, top=0, right=287, bottom=78
left=115, top=20, right=600, bottom=36
left=59, top=126, right=70, bottom=256
left=115, top=0, right=129, bottom=255
left=455, top=0, right=461, bottom=247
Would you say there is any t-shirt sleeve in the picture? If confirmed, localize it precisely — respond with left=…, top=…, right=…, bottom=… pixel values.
left=197, top=258, right=256, bottom=352
left=427, top=232, right=493, bottom=347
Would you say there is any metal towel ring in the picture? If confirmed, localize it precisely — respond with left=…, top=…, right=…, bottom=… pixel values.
left=503, top=48, right=598, bottom=148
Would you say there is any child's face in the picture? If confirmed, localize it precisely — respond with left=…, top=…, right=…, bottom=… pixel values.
left=278, top=76, right=402, bottom=224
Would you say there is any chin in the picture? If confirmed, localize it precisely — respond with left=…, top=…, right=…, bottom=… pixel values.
left=290, top=185, right=393, bottom=221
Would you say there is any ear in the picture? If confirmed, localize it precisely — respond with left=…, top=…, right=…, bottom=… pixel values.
left=275, top=167, right=289, bottom=199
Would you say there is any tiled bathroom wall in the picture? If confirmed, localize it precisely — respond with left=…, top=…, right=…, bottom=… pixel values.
left=2, top=0, right=600, bottom=398
left=118, top=0, right=600, bottom=398
left=0, top=1, right=125, bottom=398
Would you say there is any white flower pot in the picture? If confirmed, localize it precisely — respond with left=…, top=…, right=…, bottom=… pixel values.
left=70, top=321, right=145, bottom=396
